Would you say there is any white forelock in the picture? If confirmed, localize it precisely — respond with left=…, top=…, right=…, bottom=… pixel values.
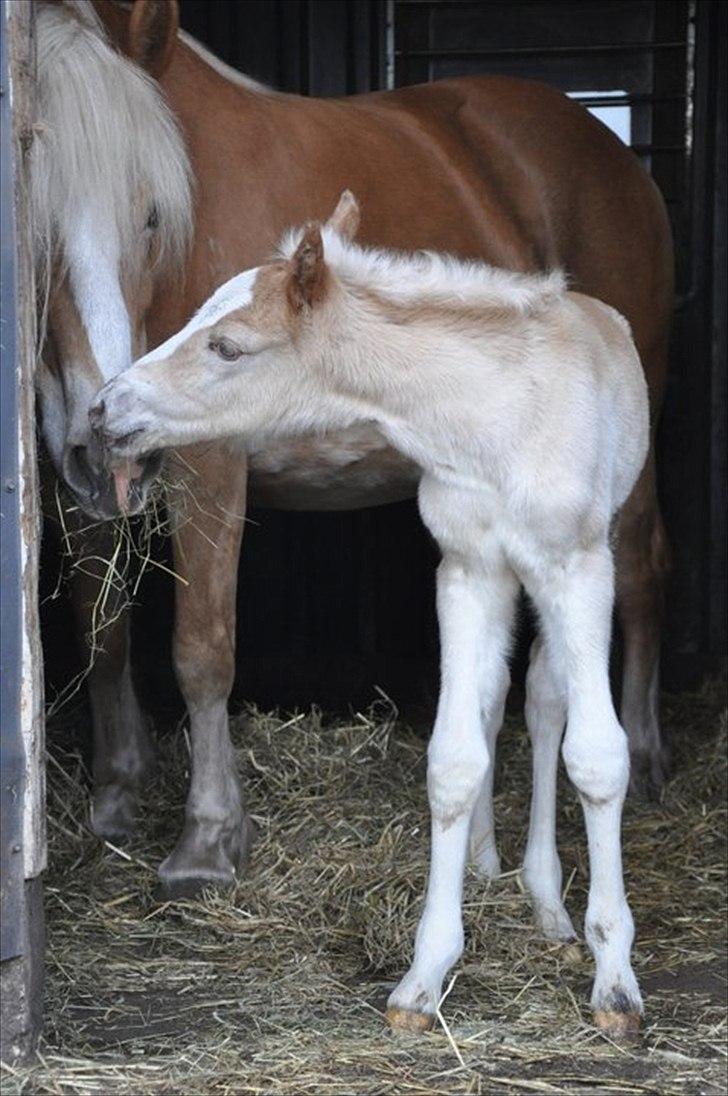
left=32, top=1, right=193, bottom=280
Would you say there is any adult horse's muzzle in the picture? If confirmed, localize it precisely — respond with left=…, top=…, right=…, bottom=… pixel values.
left=62, top=428, right=162, bottom=520
left=88, top=383, right=161, bottom=515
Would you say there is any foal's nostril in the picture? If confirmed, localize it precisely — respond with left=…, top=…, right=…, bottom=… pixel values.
left=89, top=399, right=106, bottom=430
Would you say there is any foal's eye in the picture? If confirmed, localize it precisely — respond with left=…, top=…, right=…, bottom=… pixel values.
left=209, top=337, right=244, bottom=362
left=145, top=205, right=160, bottom=231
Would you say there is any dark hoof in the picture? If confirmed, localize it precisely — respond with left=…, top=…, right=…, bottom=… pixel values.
left=154, top=871, right=236, bottom=902
left=155, top=813, right=256, bottom=902
left=629, top=747, right=671, bottom=800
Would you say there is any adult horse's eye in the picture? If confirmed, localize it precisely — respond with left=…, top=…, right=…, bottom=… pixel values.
left=209, top=337, right=243, bottom=362
left=145, top=205, right=160, bottom=231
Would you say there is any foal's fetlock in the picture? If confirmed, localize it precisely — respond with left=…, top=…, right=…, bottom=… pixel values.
left=531, top=899, right=578, bottom=947
left=156, top=811, right=255, bottom=900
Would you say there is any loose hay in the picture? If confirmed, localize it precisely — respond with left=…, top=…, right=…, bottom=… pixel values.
left=3, top=683, right=726, bottom=1095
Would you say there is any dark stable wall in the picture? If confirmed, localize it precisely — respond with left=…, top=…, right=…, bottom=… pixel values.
left=41, top=1, right=726, bottom=725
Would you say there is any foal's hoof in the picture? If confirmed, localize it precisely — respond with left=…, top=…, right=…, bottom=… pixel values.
left=558, top=941, right=586, bottom=967
left=385, top=1007, right=435, bottom=1034
left=594, top=1008, right=641, bottom=1042
left=91, top=785, right=140, bottom=843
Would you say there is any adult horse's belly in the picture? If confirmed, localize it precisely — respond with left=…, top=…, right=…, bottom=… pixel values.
left=247, top=425, right=420, bottom=510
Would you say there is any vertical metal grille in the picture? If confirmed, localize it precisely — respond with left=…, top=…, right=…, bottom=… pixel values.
left=392, top=0, right=692, bottom=295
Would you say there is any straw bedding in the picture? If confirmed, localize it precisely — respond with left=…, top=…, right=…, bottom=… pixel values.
left=2, top=681, right=726, bottom=1095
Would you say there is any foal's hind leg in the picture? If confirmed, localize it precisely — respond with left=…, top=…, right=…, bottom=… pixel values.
left=521, top=637, right=577, bottom=944
left=614, top=448, right=671, bottom=797
left=533, top=546, right=642, bottom=1039
left=468, top=666, right=509, bottom=878
left=157, top=448, right=252, bottom=899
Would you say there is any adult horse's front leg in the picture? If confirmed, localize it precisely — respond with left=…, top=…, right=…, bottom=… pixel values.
left=71, top=526, right=155, bottom=841
left=157, top=446, right=252, bottom=899
left=535, top=545, right=642, bottom=1039
left=387, top=558, right=518, bottom=1032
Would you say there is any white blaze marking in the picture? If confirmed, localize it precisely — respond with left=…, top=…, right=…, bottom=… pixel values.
left=66, top=208, right=132, bottom=382
left=137, top=267, right=260, bottom=365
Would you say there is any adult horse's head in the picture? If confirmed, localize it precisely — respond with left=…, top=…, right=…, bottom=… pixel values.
left=33, top=0, right=192, bottom=519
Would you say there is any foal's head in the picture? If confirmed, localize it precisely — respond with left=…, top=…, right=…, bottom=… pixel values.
left=34, top=1, right=191, bottom=519
left=89, top=191, right=362, bottom=493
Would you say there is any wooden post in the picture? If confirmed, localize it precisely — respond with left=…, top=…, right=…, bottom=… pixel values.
left=0, top=0, right=45, bottom=1065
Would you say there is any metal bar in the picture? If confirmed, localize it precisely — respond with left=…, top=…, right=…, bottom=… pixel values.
left=395, top=42, right=687, bottom=59
left=630, top=144, right=686, bottom=154
left=572, top=93, right=686, bottom=107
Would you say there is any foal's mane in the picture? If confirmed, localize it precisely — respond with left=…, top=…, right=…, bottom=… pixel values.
left=280, top=227, right=567, bottom=316
left=31, top=1, right=192, bottom=281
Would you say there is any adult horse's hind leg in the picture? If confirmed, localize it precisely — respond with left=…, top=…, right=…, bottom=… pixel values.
left=157, top=449, right=252, bottom=899
left=614, top=446, right=671, bottom=797
left=71, top=528, right=155, bottom=841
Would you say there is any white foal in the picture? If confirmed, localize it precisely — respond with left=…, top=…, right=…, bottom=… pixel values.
left=90, top=191, right=649, bottom=1039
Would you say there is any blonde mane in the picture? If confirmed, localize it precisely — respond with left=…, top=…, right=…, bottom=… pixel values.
left=279, top=226, right=567, bottom=315
left=31, top=1, right=193, bottom=280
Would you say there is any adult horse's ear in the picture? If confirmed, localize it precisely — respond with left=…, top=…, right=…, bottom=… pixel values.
left=326, top=190, right=361, bottom=241
left=288, top=224, right=329, bottom=312
left=128, top=0, right=179, bottom=78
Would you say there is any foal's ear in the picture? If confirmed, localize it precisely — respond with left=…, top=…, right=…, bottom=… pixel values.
left=128, top=0, right=179, bottom=78
left=326, top=189, right=361, bottom=241
left=287, top=224, right=328, bottom=312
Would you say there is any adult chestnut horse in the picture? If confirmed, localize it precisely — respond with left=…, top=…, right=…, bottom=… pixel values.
left=36, top=0, right=672, bottom=897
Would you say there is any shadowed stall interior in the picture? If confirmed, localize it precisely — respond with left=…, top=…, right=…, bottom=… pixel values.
left=40, top=0, right=726, bottom=733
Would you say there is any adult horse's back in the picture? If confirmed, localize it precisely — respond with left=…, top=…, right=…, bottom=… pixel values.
left=42, top=1, right=672, bottom=895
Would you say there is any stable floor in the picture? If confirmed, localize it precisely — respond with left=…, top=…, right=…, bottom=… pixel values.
left=2, top=683, right=726, bottom=1095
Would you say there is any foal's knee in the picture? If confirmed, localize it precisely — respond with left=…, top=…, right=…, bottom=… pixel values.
left=562, top=721, right=629, bottom=805
left=428, top=738, right=490, bottom=825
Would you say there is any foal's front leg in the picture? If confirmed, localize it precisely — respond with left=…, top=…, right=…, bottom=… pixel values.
left=534, top=545, right=642, bottom=1038
left=387, top=558, right=518, bottom=1032
left=157, top=447, right=253, bottom=898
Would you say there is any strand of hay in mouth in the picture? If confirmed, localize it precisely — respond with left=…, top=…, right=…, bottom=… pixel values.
left=4, top=680, right=725, bottom=1094
left=45, top=451, right=248, bottom=716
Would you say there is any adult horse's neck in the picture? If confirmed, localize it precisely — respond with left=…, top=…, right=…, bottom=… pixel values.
left=151, top=40, right=286, bottom=344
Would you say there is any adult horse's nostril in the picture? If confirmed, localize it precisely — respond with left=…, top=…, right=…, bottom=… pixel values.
left=63, top=444, right=97, bottom=496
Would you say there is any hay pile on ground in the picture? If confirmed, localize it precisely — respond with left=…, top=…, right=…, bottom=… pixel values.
left=2, top=682, right=726, bottom=1095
